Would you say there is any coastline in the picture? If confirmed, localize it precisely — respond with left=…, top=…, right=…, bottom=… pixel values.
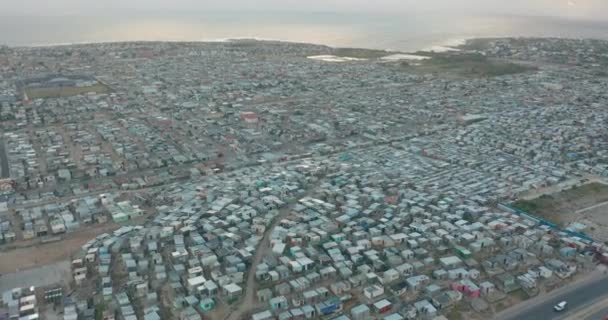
left=15, top=35, right=607, bottom=56
left=3, top=12, right=608, bottom=52
left=6, top=36, right=475, bottom=56
left=20, top=37, right=454, bottom=51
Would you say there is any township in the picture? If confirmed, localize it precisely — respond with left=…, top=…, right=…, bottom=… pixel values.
left=0, top=38, right=608, bottom=320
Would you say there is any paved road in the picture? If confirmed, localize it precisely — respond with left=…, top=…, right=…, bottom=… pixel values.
left=497, top=271, right=608, bottom=320
left=585, top=306, right=608, bottom=320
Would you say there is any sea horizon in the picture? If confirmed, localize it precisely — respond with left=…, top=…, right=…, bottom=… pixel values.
left=2, top=12, right=608, bottom=52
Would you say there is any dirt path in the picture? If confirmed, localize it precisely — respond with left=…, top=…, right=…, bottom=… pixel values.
left=225, top=206, right=299, bottom=320
left=576, top=200, right=608, bottom=214
left=0, top=139, right=9, bottom=178
left=225, top=178, right=324, bottom=320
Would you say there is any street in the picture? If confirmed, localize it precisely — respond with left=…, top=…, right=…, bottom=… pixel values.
left=224, top=175, right=327, bottom=320
left=495, top=268, right=608, bottom=320
left=584, top=306, right=608, bottom=320
left=0, top=139, right=9, bottom=178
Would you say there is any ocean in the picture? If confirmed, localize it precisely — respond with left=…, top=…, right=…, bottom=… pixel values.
left=1, top=12, right=608, bottom=51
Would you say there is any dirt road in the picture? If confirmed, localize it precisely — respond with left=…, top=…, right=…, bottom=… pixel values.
left=0, top=139, right=9, bottom=178
left=225, top=178, right=324, bottom=320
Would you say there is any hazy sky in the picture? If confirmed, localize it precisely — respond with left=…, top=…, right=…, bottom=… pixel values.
left=3, top=0, right=608, bottom=19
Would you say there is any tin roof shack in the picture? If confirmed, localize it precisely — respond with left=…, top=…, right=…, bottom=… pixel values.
left=257, top=288, right=273, bottom=303
left=223, top=283, right=243, bottom=301
left=57, top=168, right=72, bottom=182
left=252, top=310, right=273, bottom=320
left=2, top=287, right=39, bottom=320
left=414, top=299, right=437, bottom=318
left=63, top=304, right=78, bottom=320
left=179, top=306, right=202, bottom=320
left=451, top=279, right=480, bottom=298
left=439, top=256, right=463, bottom=269
left=315, top=297, right=342, bottom=317
left=186, top=276, right=206, bottom=294
left=495, top=274, right=519, bottom=293
left=373, top=299, right=392, bottom=314
left=351, top=304, right=370, bottom=320
left=382, top=313, right=404, bottom=320
left=545, top=259, right=577, bottom=279
left=270, top=296, right=289, bottom=311
left=0, top=215, right=15, bottom=244
left=363, top=285, right=384, bottom=300
left=109, top=201, right=144, bottom=222
left=406, top=275, right=430, bottom=291
left=479, top=281, right=496, bottom=296
left=431, top=290, right=462, bottom=309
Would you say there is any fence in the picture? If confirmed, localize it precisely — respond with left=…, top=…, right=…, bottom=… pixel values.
left=498, top=203, right=595, bottom=243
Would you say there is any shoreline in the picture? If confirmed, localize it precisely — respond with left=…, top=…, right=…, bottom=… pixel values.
left=10, top=35, right=608, bottom=55
left=17, top=36, right=470, bottom=54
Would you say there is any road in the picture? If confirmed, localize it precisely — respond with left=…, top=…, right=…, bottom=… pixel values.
left=224, top=176, right=325, bottom=320
left=495, top=267, right=608, bottom=320
left=584, top=305, right=608, bottom=320
left=562, top=295, right=608, bottom=320
left=0, top=139, right=9, bottom=178
left=223, top=208, right=288, bottom=320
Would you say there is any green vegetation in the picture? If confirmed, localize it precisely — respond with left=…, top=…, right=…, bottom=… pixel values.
left=24, top=83, right=111, bottom=99
left=418, top=52, right=536, bottom=77
left=511, top=199, right=540, bottom=213
left=510, top=289, right=530, bottom=301
left=332, top=47, right=395, bottom=59
left=445, top=308, right=464, bottom=320
left=445, top=303, right=471, bottom=320
left=512, top=182, right=608, bottom=226
left=95, top=301, right=107, bottom=320
left=512, top=195, right=565, bottom=226
left=586, top=183, right=608, bottom=194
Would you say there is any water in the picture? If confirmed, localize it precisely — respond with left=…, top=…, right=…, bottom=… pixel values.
left=1, top=12, right=607, bottom=51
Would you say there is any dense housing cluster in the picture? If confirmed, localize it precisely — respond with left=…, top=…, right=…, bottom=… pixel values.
left=0, top=38, right=607, bottom=320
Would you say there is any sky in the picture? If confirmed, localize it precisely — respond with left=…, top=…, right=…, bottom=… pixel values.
left=2, top=0, right=608, bottom=20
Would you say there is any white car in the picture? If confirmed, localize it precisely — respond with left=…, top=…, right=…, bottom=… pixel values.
left=554, top=301, right=567, bottom=312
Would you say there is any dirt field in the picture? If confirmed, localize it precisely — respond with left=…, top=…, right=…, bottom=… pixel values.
left=575, top=201, right=608, bottom=242
left=0, top=261, right=70, bottom=292
left=512, top=182, right=608, bottom=239
left=0, top=222, right=121, bottom=274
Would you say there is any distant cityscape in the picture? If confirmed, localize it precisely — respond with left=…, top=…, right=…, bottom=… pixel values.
left=0, top=37, right=608, bottom=320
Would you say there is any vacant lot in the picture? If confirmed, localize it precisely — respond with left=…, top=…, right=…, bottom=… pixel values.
left=512, top=182, right=608, bottom=230
left=0, top=261, right=70, bottom=292
left=399, top=52, right=537, bottom=78
left=25, top=83, right=111, bottom=99
left=332, top=47, right=396, bottom=59
left=0, top=222, right=122, bottom=273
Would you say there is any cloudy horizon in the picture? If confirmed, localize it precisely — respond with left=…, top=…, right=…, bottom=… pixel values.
left=2, top=0, right=608, bottom=20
